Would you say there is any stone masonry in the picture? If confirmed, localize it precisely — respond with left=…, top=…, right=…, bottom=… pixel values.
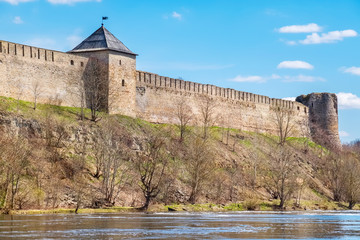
left=0, top=26, right=341, bottom=146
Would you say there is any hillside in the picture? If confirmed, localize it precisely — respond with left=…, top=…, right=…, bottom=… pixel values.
left=0, top=96, right=359, bottom=213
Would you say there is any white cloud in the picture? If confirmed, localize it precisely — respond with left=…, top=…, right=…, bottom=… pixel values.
left=277, top=60, right=314, bottom=70
left=278, top=23, right=322, bottom=33
left=13, top=16, right=23, bottom=24
left=282, top=97, right=296, bottom=101
left=0, top=0, right=34, bottom=5
left=229, top=74, right=280, bottom=83
left=172, top=11, right=182, bottom=20
left=337, top=92, right=360, bottom=109
left=339, top=131, right=350, bottom=137
left=342, top=66, right=360, bottom=76
left=25, top=38, right=56, bottom=49
left=300, top=30, right=357, bottom=44
left=229, top=75, right=265, bottom=83
left=282, top=75, right=325, bottom=82
left=47, top=0, right=101, bottom=5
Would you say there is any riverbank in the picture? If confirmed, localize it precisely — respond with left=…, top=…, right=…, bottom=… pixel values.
left=4, top=200, right=360, bottom=215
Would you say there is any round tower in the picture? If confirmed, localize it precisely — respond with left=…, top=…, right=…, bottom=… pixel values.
left=296, top=93, right=341, bottom=150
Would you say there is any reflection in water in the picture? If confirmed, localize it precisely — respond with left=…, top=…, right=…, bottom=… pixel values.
left=1, top=211, right=360, bottom=239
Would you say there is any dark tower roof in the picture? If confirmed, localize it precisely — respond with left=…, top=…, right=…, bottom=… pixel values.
left=69, top=26, right=137, bottom=56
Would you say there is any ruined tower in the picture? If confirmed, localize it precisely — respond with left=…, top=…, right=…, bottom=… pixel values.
left=296, top=93, right=341, bottom=149
left=69, top=26, right=137, bottom=117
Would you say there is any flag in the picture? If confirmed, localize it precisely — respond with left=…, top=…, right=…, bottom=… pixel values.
left=102, top=16, right=108, bottom=20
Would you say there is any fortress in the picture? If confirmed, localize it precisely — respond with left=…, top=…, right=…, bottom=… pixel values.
left=0, top=25, right=341, bottom=148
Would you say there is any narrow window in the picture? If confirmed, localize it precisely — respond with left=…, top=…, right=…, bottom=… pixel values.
left=14, top=44, right=17, bottom=55
left=297, top=106, right=300, bottom=111
left=45, top=50, right=47, bottom=61
left=81, top=62, right=84, bottom=67
left=22, top=46, right=25, bottom=56
left=70, top=60, right=74, bottom=65
left=312, top=103, right=314, bottom=107
left=38, top=49, right=40, bottom=59
left=122, top=79, right=125, bottom=86
left=30, top=47, right=32, bottom=58
left=119, top=60, right=122, bottom=65
left=52, top=52, right=54, bottom=62
left=304, top=107, right=307, bottom=114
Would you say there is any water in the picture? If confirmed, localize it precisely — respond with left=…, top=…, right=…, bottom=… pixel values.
left=1, top=211, right=360, bottom=239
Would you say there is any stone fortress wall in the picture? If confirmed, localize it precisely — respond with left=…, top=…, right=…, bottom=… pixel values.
left=0, top=40, right=88, bottom=107
left=135, top=70, right=309, bottom=136
left=0, top=38, right=341, bottom=146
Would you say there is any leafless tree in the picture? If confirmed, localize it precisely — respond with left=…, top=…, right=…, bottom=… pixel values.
left=184, top=135, right=215, bottom=204
left=199, top=96, right=217, bottom=139
left=340, top=153, right=360, bottom=209
left=134, top=135, right=169, bottom=210
left=175, top=98, right=192, bottom=141
left=83, top=58, right=108, bottom=122
left=274, top=107, right=294, bottom=146
left=0, top=137, right=30, bottom=210
left=30, top=80, right=43, bottom=110
left=263, top=146, right=299, bottom=208
left=93, top=120, right=130, bottom=206
left=320, top=152, right=343, bottom=201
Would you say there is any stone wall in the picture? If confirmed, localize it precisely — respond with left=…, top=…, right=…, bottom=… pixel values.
left=136, top=70, right=309, bottom=136
left=0, top=40, right=88, bottom=108
left=296, top=93, right=341, bottom=149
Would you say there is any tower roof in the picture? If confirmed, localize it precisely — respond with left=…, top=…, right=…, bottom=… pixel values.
left=69, top=26, right=137, bottom=56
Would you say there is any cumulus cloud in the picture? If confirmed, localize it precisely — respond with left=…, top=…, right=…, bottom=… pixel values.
left=342, top=66, right=360, bottom=76
left=282, top=97, right=296, bottom=101
left=300, top=30, right=357, bottom=44
left=0, top=0, right=34, bottom=4
left=277, top=60, right=314, bottom=70
left=13, top=16, right=23, bottom=24
left=337, top=92, right=360, bottom=109
left=278, top=23, right=322, bottom=33
left=229, top=75, right=265, bottom=83
left=339, top=131, right=350, bottom=137
left=47, top=0, right=101, bottom=5
left=282, top=75, right=325, bottom=82
left=229, top=74, right=280, bottom=83
left=172, top=11, right=182, bottom=20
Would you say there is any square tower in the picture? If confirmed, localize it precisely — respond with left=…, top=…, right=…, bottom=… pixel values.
left=69, top=26, right=137, bottom=117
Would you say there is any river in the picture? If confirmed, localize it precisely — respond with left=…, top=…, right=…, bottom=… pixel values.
left=1, top=211, right=360, bottom=239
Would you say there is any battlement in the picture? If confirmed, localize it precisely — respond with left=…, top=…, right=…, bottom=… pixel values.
left=0, top=40, right=88, bottom=68
left=136, top=70, right=307, bottom=113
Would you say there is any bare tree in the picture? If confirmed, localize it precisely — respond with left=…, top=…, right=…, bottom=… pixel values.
left=263, top=146, right=298, bottom=208
left=83, top=58, right=108, bottom=122
left=199, top=96, right=217, bottom=139
left=340, top=153, right=360, bottom=209
left=30, top=80, right=43, bottom=110
left=134, top=135, right=169, bottom=210
left=93, top=120, right=130, bottom=206
left=274, top=107, right=294, bottom=146
left=184, top=135, right=215, bottom=204
left=320, top=152, right=343, bottom=201
left=0, top=137, right=30, bottom=210
left=175, top=98, right=192, bottom=141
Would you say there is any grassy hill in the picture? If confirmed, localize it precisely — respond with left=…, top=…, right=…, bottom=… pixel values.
left=0, top=96, right=359, bottom=213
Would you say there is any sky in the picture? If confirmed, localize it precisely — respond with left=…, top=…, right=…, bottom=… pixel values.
left=1, top=0, right=360, bottom=143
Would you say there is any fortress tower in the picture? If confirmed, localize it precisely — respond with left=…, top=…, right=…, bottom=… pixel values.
left=296, top=93, right=341, bottom=149
left=69, top=26, right=137, bottom=117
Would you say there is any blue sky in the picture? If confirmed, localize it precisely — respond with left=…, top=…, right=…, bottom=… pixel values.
left=1, top=0, right=360, bottom=143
